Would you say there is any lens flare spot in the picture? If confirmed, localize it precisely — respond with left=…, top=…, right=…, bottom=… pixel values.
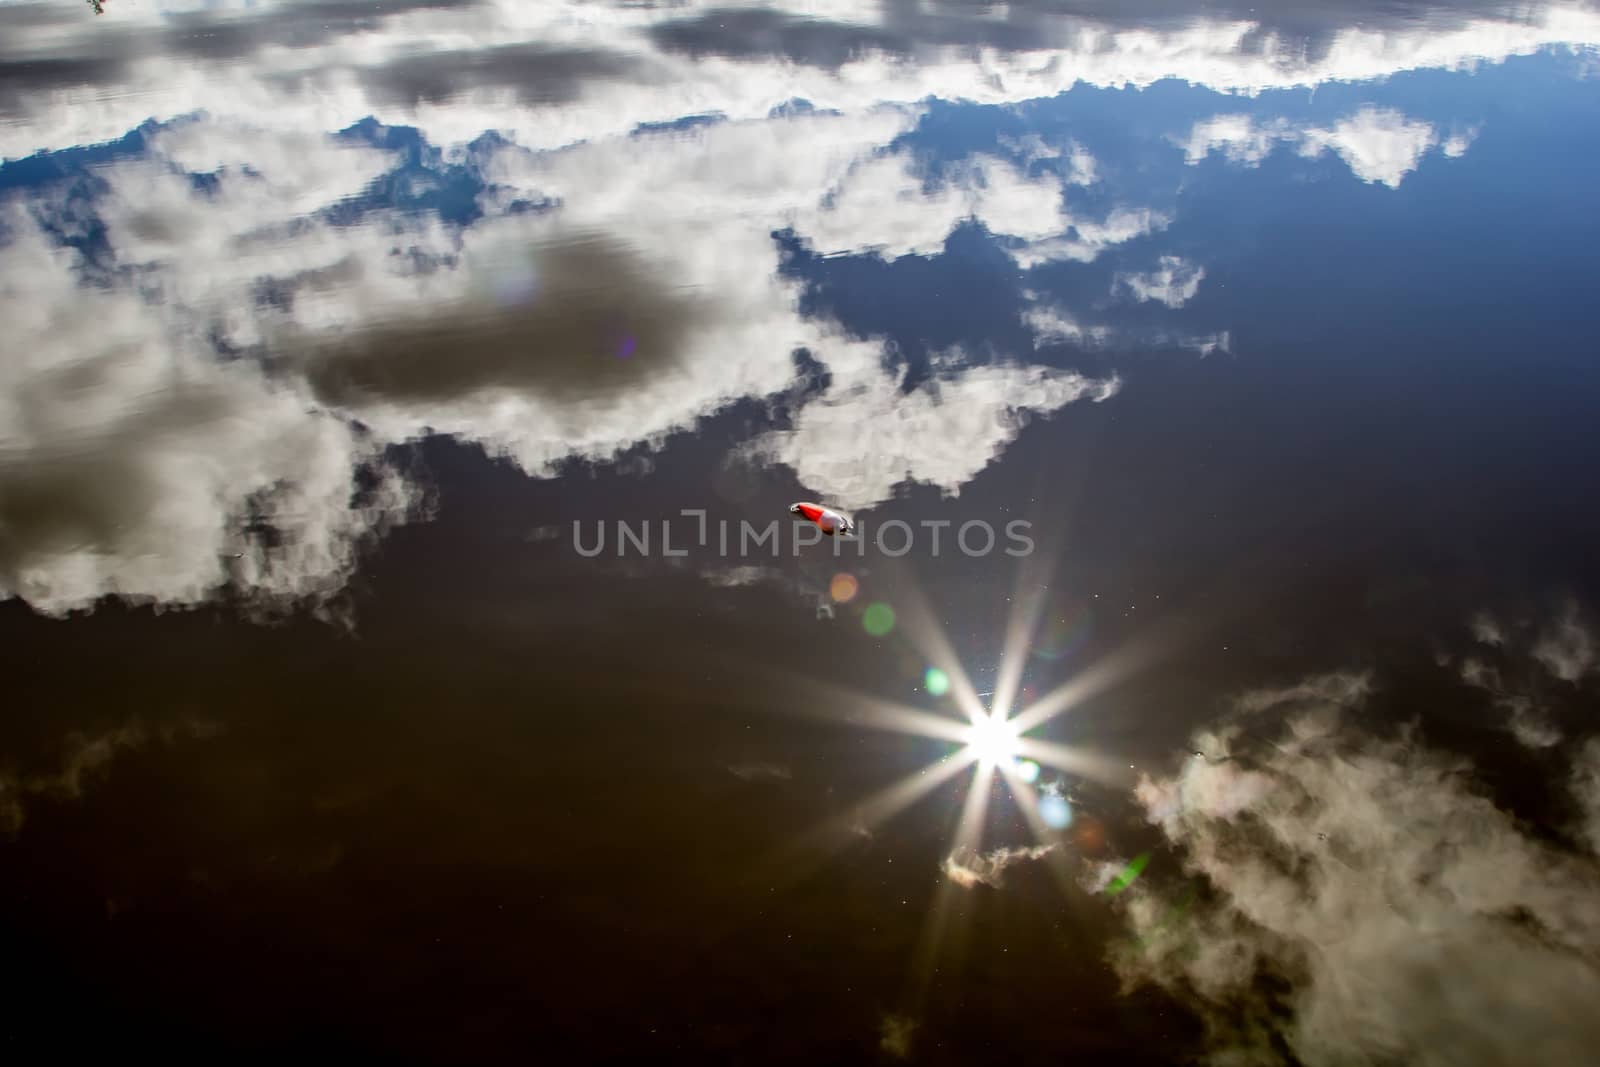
left=862, top=602, right=896, bottom=637
left=1038, top=792, right=1072, bottom=829
left=1032, top=602, right=1094, bottom=662
left=923, top=667, right=950, bottom=697
left=617, top=334, right=637, bottom=359
left=830, top=573, right=859, bottom=603
left=1015, top=759, right=1040, bottom=784
left=1073, top=815, right=1106, bottom=854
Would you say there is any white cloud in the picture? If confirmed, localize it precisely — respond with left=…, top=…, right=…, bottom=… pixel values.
left=153, top=118, right=396, bottom=219
left=748, top=344, right=1118, bottom=512
left=1233, top=670, right=1373, bottom=716
left=1182, top=106, right=1458, bottom=188
left=1298, top=107, right=1441, bottom=187
left=1453, top=605, right=1600, bottom=747
left=1080, top=857, right=1130, bottom=895
left=2, top=103, right=1128, bottom=612
left=1575, top=739, right=1600, bottom=855
left=792, top=149, right=1148, bottom=265
left=728, top=762, right=793, bottom=782
left=1187, top=330, right=1232, bottom=356
left=1024, top=295, right=1231, bottom=356
left=1506, top=698, right=1563, bottom=749
left=1181, top=113, right=1288, bottom=166
left=944, top=842, right=1055, bottom=889
left=1471, top=610, right=1506, bottom=646
left=4, top=0, right=1596, bottom=161
left=1115, top=255, right=1206, bottom=308
left=1114, top=684, right=1600, bottom=1067
left=1533, top=603, right=1597, bottom=683
left=1459, top=657, right=1560, bottom=748
left=1065, top=142, right=1099, bottom=186
left=450, top=110, right=1134, bottom=509
left=966, top=156, right=1079, bottom=246
left=1011, top=206, right=1169, bottom=267
left=0, top=204, right=424, bottom=616
left=1001, top=133, right=1063, bottom=165
left=1459, top=656, right=1502, bottom=690
left=797, top=151, right=978, bottom=259
left=0, top=718, right=217, bottom=834
left=702, top=565, right=779, bottom=588
left=879, top=1013, right=917, bottom=1059
left=1442, top=125, right=1482, bottom=157
left=1023, top=303, right=1111, bottom=348
left=999, top=134, right=1097, bottom=185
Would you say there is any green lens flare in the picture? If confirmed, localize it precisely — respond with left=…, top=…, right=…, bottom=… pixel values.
left=924, top=667, right=950, bottom=696
left=1105, top=852, right=1150, bottom=897
left=862, top=602, right=896, bottom=637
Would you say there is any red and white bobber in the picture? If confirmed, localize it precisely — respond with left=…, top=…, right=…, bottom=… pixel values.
left=788, top=501, right=855, bottom=536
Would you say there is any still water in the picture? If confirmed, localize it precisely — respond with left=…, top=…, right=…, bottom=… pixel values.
left=4, top=1, right=1600, bottom=1063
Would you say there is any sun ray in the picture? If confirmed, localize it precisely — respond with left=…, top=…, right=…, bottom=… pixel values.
left=995, top=759, right=1078, bottom=891
left=994, top=761, right=1120, bottom=952
left=996, top=759, right=1051, bottom=840
left=727, top=558, right=1160, bottom=990
left=904, top=759, right=997, bottom=1010
left=1006, top=614, right=1196, bottom=736
left=886, top=574, right=990, bottom=724
left=834, top=696, right=974, bottom=745
left=715, top=660, right=973, bottom=744
left=902, top=876, right=969, bottom=1014
left=771, top=678, right=973, bottom=745
left=728, top=750, right=973, bottom=947
left=989, top=542, right=1058, bottom=720
left=1014, top=738, right=1130, bottom=788
left=949, top=759, right=997, bottom=857
left=1005, top=665, right=1109, bottom=737
left=1005, top=646, right=1141, bottom=735
left=805, top=748, right=978, bottom=853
